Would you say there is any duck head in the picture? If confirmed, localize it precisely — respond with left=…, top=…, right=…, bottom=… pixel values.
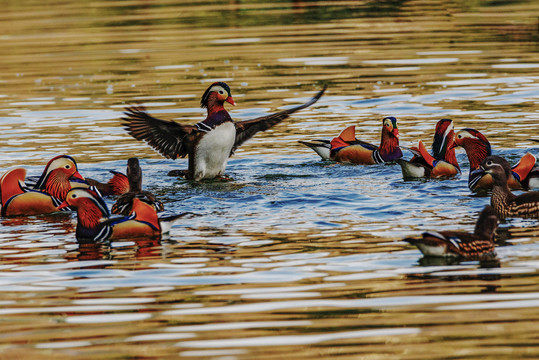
left=59, top=187, right=110, bottom=231
left=480, top=155, right=512, bottom=187
left=473, top=205, right=498, bottom=239
left=379, top=116, right=402, bottom=161
left=34, top=155, right=85, bottom=200
left=126, top=157, right=142, bottom=193
left=200, top=82, right=236, bottom=113
left=453, top=128, right=492, bottom=170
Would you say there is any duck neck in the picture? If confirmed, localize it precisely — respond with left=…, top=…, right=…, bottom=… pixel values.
left=463, top=140, right=491, bottom=170
left=44, top=171, right=72, bottom=200
left=490, top=174, right=516, bottom=215
left=75, top=200, right=108, bottom=239
left=205, top=93, right=226, bottom=116
left=379, top=134, right=401, bottom=161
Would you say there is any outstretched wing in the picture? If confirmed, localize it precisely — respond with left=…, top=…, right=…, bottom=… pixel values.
left=122, top=106, right=197, bottom=159
left=232, top=85, right=327, bottom=153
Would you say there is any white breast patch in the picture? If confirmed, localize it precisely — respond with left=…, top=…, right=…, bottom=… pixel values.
left=193, top=122, right=236, bottom=180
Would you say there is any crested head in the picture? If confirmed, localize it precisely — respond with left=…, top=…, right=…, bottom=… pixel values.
left=474, top=205, right=498, bottom=239
left=39, top=155, right=80, bottom=179
left=62, top=187, right=110, bottom=217
left=200, top=82, right=235, bottom=109
left=381, top=117, right=399, bottom=140
left=481, top=155, right=512, bottom=186
left=379, top=117, right=402, bottom=161
left=61, top=187, right=111, bottom=240
left=455, top=128, right=490, bottom=148
left=35, top=155, right=85, bottom=199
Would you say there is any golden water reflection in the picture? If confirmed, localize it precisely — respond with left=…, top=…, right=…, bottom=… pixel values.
left=0, top=0, right=539, bottom=359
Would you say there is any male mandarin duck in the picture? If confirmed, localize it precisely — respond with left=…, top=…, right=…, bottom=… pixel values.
left=403, top=205, right=498, bottom=259
left=111, top=157, right=164, bottom=216
left=122, top=82, right=326, bottom=181
left=452, top=128, right=538, bottom=191
left=59, top=187, right=161, bottom=241
left=397, top=119, right=460, bottom=179
left=0, top=155, right=85, bottom=217
left=480, top=155, right=539, bottom=219
left=299, top=117, right=402, bottom=164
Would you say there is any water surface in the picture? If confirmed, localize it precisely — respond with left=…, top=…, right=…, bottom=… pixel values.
left=1, top=0, right=539, bottom=359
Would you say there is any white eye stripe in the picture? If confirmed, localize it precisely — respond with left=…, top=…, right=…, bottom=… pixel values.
left=209, top=85, right=227, bottom=96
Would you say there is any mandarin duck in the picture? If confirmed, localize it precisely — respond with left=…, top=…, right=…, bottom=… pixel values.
left=397, top=119, right=460, bottom=179
left=0, top=155, right=85, bottom=217
left=453, top=128, right=538, bottom=191
left=300, top=117, right=402, bottom=164
left=403, top=205, right=498, bottom=259
left=122, top=82, right=326, bottom=181
left=480, top=155, right=539, bottom=219
left=111, top=157, right=164, bottom=216
left=59, top=187, right=162, bottom=241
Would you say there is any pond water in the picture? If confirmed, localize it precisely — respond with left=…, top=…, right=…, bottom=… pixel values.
left=1, top=0, right=539, bottom=358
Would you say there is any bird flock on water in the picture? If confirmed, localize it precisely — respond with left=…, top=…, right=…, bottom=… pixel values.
left=2, top=82, right=539, bottom=262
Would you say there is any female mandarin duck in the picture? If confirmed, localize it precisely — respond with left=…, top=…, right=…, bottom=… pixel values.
left=299, top=117, right=402, bottom=164
left=480, top=155, right=539, bottom=219
left=397, top=119, right=460, bottom=179
left=452, top=128, right=538, bottom=191
left=0, top=155, right=85, bottom=217
left=59, top=187, right=161, bottom=241
left=403, top=205, right=498, bottom=259
left=111, top=157, right=164, bottom=216
left=122, top=82, right=326, bottom=181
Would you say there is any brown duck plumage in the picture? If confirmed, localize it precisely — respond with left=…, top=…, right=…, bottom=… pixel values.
left=403, top=205, right=498, bottom=259
left=481, top=155, right=539, bottom=219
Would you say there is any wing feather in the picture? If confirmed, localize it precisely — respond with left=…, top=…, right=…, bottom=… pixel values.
left=122, top=106, right=197, bottom=159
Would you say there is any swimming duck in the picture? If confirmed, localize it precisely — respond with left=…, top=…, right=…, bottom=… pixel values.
left=59, top=187, right=161, bottom=241
left=0, top=155, right=85, bottom=217
left=403, top=205, right=498, bottom=259
left=480, top=155, right=539, bottom=219
left=453, top=128, right=538, bottom=191
left=300, top=117, right=402, bottom=164
left=397, top=119, right=460, bottom=179
left=111, top=157, right=164, bottom=216
left=122, top=82, right=326, bottom=180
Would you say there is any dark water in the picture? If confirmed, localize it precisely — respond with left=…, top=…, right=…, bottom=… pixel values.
left=1, top=0, right=539, bottom=359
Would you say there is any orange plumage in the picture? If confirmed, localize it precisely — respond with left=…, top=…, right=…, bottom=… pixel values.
left=0, top=155, right=85, bottom=217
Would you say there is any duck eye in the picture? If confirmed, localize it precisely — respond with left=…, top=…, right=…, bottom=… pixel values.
left=486, top=161, right=492, bottom=166
left=71, top=194, right=77, bottom=199
left=458, top=134, right=462, bottom=138
left=219, top=90, right=224, bottom=95
left=65, top=165, right=71, bottom=169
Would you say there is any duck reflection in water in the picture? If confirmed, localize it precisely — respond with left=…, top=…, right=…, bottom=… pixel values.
left=76, top=237, right=162, bottom=261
